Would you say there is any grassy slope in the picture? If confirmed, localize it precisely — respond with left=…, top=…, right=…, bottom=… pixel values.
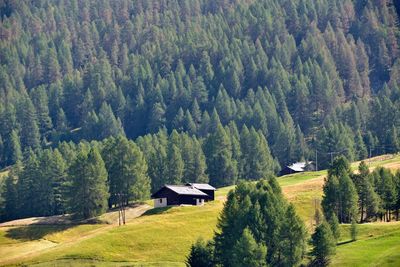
left=0, top=155, right=400, bottom=266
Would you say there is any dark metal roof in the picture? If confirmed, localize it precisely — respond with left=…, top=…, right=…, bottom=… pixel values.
left=151, top=185, right=209, bottom=198
left=165, top=185, right=208, bottom=196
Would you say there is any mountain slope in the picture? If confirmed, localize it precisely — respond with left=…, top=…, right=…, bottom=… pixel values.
left=1, top=155, right=399, bottom=266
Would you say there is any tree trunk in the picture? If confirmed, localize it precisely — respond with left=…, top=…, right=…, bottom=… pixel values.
left=360, top=200, right=364, bottom=223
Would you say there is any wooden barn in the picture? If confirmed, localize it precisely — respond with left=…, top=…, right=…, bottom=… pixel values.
left=279, top=162, right=315, bottom=176
left=151, top=184, right=216, bottom=208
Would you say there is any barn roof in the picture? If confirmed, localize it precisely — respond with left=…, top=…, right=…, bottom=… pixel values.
left=164, top=185, right=208, bottom=196
left=287, top=162, right=307, bottom=172
left=186, top=183, right=216, bottom=191
left=286, top=161, right=314, bottom=172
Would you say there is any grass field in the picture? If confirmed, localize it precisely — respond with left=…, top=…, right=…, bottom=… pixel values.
left=0, top=154, right=400, bottom=266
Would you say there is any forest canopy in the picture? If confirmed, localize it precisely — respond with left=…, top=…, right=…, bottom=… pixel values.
left=0, top=0, right=399, bottom=171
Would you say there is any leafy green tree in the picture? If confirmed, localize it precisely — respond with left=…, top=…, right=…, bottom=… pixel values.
left=69, top=147, right=109, bottom=219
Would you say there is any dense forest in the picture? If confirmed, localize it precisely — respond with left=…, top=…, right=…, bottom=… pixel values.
left=0, top=0, right=399, bottom=169
left=1, top=0, right=400, bottom=222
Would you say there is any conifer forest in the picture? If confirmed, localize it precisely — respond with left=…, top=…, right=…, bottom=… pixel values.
left=1, top=1, right=400, bottom=266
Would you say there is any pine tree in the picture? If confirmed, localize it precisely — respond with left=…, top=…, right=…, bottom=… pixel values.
left=30, top=85, right=53, bottom=136
left=186, top=237, right=214, bottom=267
left=165, top=143, right=184, bottom=185
left=17, top=150, right=40, bottom=218
left=9, top=130, right=22, bottom=164
left=1, top=164, right=20, bottom=220
left=327, top=212, right=341, bottom=241
left=352, top=161, right=379, bottom=222
left=350, top=219, right=358, bottom=241
left=338, top=173, right=359, bottom=223
left=51, top=149, right=68, bottom=215
left=69, top=147, right=109, bottom=219
left=240, top=127, right=275, bottom=180
left=279, top=204, right=307, bottom=266
left=102, top=135, right=150, bottom=207
left=204, top=123, right=237, bottom=187
left=17, top=96, right=40, bottom=150
left=147, top=102, right=166, bottom=133
left=310, top=221, right=336, bottom=267
left=322, top=175, right=340, bottom=222
left=97, top=102, right=125, bottom=140
left=231, top=228, right=268, bottom=267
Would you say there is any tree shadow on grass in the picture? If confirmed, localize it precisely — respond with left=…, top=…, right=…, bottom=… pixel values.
left=337, top=239, right=356, bottom=246
left=5, top=224, right=74, bottom=241
left=142, top=206, right=173, bottom=216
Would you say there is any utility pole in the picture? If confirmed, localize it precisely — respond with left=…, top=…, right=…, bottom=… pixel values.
left=315, top=149, right=318, bottom=172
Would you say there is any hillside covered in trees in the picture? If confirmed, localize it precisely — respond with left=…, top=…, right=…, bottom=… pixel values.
left=1, top=0, right=400, bottom=221
left=0, top=0, right=400, bottom=168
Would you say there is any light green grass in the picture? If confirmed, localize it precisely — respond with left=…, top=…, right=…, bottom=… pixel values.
left=1, top=154, right=400, bottom=266
left=332, top=222, right=400, bottom=267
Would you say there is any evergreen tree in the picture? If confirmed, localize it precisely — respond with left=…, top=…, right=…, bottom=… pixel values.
left=231, top=228, right=268, bottom=267
left=186, top=238, right=214, bottom=267
left=102, top=135, right=150, bottom=207
left=310, top=221, right=336, bottom=267
left=214, top=180, right=306, bottom=266
left=350, top=219, right=358, bottom=241
left=17, top=96, right=40, bottom=150
left=1, top=164, right=20, bottom=220
left=327, top=212, right=341, bottom=241
left=278, top=204, right=307, bottom=266
left=352, top=161, right=379, bottom=222
left=240, top=127, right=276, bottom=180
left=69, top=147, right=109, bottom=219
left=204, top=123, right=237, bottom=187
left=97, top=102, right=125, bottom=140
left=165, top=143, right=184, bottom=185
left=17, top=150, right=40, bottom=218
left=9, top=130, right=22, bottom=164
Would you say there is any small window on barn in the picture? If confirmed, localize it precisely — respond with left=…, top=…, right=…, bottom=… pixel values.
left=159, top=199, right=162, bottom=203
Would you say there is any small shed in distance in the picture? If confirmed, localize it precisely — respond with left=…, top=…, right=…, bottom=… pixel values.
left=279, top=162, right=315, bottom=176
left=151, top=184, right=216, bottom=208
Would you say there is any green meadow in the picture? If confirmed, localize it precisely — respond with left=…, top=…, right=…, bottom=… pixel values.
left=1, top=155, right=400, bottom=266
